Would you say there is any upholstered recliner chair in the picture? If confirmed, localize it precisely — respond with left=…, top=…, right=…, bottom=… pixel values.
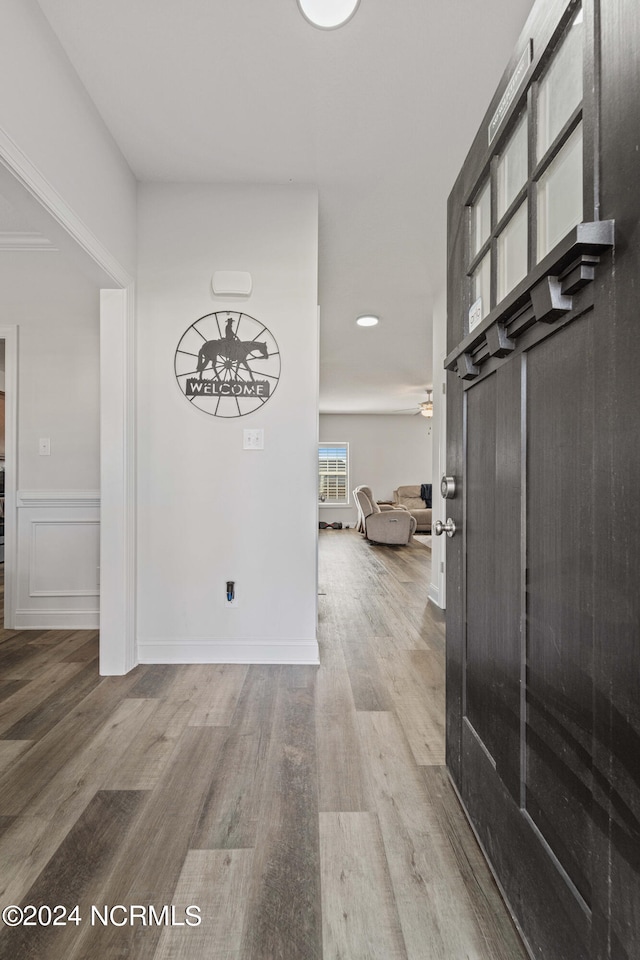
left=353, top=486, right=416, bottom=545
left=393, top=485, right=432, bottom=532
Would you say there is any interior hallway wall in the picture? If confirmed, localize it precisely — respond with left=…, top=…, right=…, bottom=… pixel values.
left=136, top=183, right=319, bottom=663
left=319, top=413, right=432, bottom=527
left=0, top=0, right=138, bottom=657
left=0, top=0, right=136, bottom=278
left=0, top=251, right=101, bottom=627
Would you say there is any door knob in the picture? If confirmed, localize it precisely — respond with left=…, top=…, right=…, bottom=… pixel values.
left=434, top=518, right=456, bottom=538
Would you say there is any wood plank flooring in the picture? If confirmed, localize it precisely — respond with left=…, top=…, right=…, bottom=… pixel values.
left=0, top=535, right=528, bottom=959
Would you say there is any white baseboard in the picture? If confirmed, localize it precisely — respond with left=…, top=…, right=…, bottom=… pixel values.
left=14, top=608, right=99, bottom=629
left=428, top=582, right=444, bottom=609
left=137, top=638, right=320, bottom=665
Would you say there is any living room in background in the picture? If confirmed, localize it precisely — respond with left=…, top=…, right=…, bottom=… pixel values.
left=319, top=413, right=433, bottom=529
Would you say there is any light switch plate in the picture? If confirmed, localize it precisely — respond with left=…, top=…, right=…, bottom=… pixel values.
left=243, top=429, right=264, bottom=450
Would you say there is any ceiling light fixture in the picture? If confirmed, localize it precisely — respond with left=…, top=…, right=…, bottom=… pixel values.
left=420, top=390, right=434, bottom=418
left=356, top=315, right=379, bottom=327
left=297, top=0, right=361, bottom=30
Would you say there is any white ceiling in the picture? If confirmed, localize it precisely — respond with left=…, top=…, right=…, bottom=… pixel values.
left=35, top=0, right=535, bottom=414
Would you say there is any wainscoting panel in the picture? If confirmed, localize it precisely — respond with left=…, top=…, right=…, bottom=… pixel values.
left=15, top=491, right=100, bottom=628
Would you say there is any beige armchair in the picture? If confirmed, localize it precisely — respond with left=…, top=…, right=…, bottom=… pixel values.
left=393, top=485, right=432, bottom=532
left=353, top=486, right=416, bottom=545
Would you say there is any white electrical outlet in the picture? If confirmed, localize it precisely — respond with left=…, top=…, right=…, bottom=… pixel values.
left=38, top=438, right=51, bottom=456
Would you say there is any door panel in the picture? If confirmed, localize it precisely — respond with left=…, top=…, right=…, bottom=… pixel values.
left=525, top=318, right=595, bottom=907
left=465, top=362, right=522, bottom=802
left=465, top=374, right=498, bottom=755
left=444, top=1, right=640, bottom=957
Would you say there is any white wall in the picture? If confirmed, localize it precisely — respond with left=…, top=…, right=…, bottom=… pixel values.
left=319, top=413, right=432, bottom=527
left=0, top=251, right=101, bottom=627
left=3, top=259, right=101, bottom=492
left=429, top=288, right=447, bottom=609
left=0, top=0, right=137, bottom=661
left=136, top=183, right=319, bottom=664
left=0, top=0, right=136, bottom=279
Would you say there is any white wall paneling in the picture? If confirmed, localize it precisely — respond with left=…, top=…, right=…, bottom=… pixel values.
left=29, top=520, right=99, bottom=596
left=15, top=491, right=100, bottom=628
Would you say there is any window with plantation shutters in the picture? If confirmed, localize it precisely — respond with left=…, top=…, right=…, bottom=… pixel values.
left=318, top=443, right=349, bottom=505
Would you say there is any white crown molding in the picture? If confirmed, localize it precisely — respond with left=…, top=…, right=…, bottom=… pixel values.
left=0, top=126, right=132, bottom=287
left=17, top=490, right=101, bottom=509
left=0, top=231, right=57, bottom=252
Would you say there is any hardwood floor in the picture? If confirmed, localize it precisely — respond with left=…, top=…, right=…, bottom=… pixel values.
left=0, top=535, right=528, bottom=959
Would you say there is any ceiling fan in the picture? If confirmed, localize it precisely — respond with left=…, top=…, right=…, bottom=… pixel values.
left=418, top=390, right=434, bottom=418
left=394, top=389, right=434, bottom=417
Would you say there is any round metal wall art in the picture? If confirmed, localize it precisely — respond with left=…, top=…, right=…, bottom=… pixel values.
left=174, top=311, right=281, bottom=418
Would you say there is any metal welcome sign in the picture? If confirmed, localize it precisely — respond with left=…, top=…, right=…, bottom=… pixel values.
left=174, top=311, right=281, bottom=418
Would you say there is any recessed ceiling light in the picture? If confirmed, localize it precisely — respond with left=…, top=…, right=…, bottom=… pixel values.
left=297, top=0, right=361, bottom=30
left=356, top=315, right=379, bottom=327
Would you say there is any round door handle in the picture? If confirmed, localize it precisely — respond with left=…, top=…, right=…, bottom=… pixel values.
left=434, top=518, right=456, bottom=538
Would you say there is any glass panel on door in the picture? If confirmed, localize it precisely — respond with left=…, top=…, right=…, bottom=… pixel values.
left=472, top=180, right=491, bottom=256
left=537, top=123, right=583, bottom=260
left=497, top=200, right=528, bottom=300
left=537, top=7, right=583, bottom=157
left=471, top=251, right=491, bottom=324
left=497, top=113, right=528, bottom=220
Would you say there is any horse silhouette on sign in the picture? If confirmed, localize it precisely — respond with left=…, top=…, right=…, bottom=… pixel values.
left=197, top=338, right=269, bottom=381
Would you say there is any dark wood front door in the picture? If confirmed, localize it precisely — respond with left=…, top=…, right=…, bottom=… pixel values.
left=444, top=1, right=640, bottom=958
